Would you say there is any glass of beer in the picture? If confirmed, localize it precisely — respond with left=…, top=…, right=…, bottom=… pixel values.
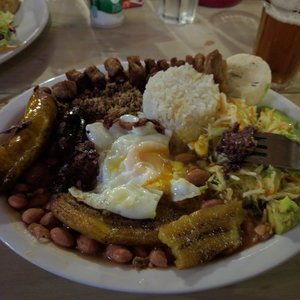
left=254, top=0, right=300, bottom=91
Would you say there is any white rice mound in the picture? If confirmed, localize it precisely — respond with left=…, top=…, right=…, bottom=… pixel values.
left=143, top=64, right=220, bottom=143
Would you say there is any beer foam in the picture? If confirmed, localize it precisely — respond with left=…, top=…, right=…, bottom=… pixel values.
left=265, top=0, right=300, bottom=26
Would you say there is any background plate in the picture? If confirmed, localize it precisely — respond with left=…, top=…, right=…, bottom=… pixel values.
left=0, top=0, right=49, bottom=64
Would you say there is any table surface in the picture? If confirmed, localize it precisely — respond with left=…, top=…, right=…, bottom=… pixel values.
left=1, top=1, right=299, bottom=299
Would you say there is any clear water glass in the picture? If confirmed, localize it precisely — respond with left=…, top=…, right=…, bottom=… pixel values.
left=158, top=0, right=198, bottom=25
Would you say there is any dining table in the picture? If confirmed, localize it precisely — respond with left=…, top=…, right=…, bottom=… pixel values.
left=0, top=0, right=300, bottom=299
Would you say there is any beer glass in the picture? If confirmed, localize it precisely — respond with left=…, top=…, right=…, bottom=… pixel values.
left=254, top=0, right=300, bottom=90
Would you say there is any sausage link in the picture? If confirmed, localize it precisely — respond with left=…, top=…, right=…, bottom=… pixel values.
left=105, top=244, right=133, bottom=264
left=22, top=208, right=45, bottom=224
left=28, top=223, right=50, bottom=243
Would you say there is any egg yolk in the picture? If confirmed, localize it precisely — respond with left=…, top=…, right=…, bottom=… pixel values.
left=123, top=141, right=173, bottom=194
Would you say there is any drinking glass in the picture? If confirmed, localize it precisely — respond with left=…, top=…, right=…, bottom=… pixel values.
left=158, top=0, right=198, bottom=25
left=198, top=0, right=241, bottom=7
left=254, top=0, right=300, bottom=91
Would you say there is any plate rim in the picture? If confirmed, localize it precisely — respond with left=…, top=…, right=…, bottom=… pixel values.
left=0, top=0, right=49, bottom=64
left=0, top=70, right=300, bottom=294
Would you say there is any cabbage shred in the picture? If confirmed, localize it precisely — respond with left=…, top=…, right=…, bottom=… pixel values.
left=0, top=11, right=15, bottom=50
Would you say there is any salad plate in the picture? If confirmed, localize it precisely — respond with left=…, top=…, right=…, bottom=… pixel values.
left=0, top=0, right=49, bottom=64
left=0, top=68, right=300, bottom=294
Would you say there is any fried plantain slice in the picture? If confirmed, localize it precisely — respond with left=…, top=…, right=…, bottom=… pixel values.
left=158, top=201, right=245, bottom=269
left=51, top=193, right=202, bottom=246
left=0, top=87, right=57, bottom=192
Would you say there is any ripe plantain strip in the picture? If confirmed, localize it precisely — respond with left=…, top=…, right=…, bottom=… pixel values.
left=158, top=201, right=245, bottom=269
left=51, top=193, right=202, bottom=246
left=0, top=87, right=57, bottom=192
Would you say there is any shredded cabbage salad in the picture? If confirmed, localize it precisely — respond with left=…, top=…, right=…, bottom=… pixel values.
left=190, top=93, right=300, bottom=232
left=0, top=11, right=15, bottom=50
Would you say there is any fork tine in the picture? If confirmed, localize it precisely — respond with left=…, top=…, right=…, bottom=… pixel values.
left=256, top=143, right=267, bottom=149
left=254, top=133, right=268, bottom=139
left=245, top=155, right=267, bottom=165
left=246, top=133, right=275, bottom=165
left=251, top=148, right=267, bottom=155
left=247, top=132, right=300, bottom=169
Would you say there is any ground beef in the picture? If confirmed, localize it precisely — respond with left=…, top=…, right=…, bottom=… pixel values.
left=48, top=80, right=142, bottom=193
left=72, top=81, right=142, bottom=123
left=217, top=123, right=257, bottom=164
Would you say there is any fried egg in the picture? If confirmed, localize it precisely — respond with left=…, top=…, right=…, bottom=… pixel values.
left=69, top=117, right=204, bottom=219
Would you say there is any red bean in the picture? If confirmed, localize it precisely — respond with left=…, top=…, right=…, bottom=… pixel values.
left=174, top=152, right=196, bottom=164
left=40, top=212, right=60, bottom=229
left=119, top=119, right=133, bottom=130
left=44, top=199, right=53, bottom=211
left=24, top=163, right=49, bottom=185
left=149, top=248, right=168, bottom=268
left=13, top=183, right=31, bottom=193
left=76, top=235, right=100, bottom=255
left=29, top=192, right=50, bottom=208
left=132, top=246, right=148, bottom=258
left=28, top=223, right=50, bottom=243
left=50, top=227, right=75, bottom=248
left=22, top=208, right=45, bottom=224
left=8, top=193, right=28, bottom=210
left=254, top=223, right=273, bottom=241
left=201, top=199, right=224, bottom=209
left=105, top=244, right=133, bottom=264
left=242, top=219, right=259, bottom=246
left=185, top=168, right=211, bottom=186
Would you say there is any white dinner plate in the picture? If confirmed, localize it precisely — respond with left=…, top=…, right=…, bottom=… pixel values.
left=0, top=68, right=300, bottom=294
left=0, top=0, right=49, bottom=64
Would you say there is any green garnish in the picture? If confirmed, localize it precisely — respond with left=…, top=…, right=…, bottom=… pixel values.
left=0, top=11, right=15, bottom=50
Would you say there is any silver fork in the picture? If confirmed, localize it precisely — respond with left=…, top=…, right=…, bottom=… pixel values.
left=245, top=132, right=300, bottom=170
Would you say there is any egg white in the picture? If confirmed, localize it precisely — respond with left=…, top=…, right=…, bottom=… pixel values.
left=69, top=118, right=204, bottom=219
